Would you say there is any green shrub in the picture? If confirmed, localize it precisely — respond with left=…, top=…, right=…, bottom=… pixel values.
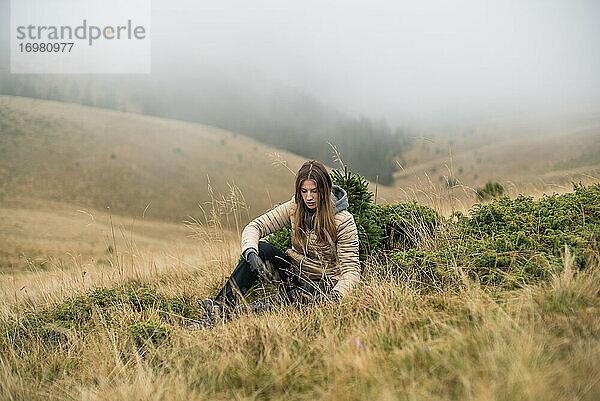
left=7, top=285, right=200, bottom=347
left=467, top=183, right=600, bottom=269
left=128, top=320, right=172, bottom=347
left=265, top=223, right=292, bottom=252
left=331, top=166, right=384, bottom=258
left=331, top=166, right=441, bottom=258
left=388, top=183, right=600, bottom=288
left=376, top=202, right=441, bottom=251
left=476, top=181, right=504, bottom=200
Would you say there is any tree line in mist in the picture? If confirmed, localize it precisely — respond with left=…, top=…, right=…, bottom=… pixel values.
left=1, top=73, right=407, bottom=184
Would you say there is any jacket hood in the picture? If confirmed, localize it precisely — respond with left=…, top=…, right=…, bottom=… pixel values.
left=332, top=185, right=349, bottom=214
left=302, top=185, right=349, bottom=218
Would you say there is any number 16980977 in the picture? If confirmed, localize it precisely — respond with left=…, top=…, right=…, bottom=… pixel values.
left=19, top=42, right=74, bottom=52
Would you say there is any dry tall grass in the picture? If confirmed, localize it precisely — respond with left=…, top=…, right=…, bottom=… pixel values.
left=1, top=192, right=599, bottom=401
left=1, top=254, right=599, bottom=400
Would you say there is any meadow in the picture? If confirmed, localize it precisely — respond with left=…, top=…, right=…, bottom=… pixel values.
left=1, top=95, right=600, bottom=400
left=1, top=170, right=599, bottom=400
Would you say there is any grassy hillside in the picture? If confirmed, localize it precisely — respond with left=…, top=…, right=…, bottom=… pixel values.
left=0, top=95, right=400, bottom=220
left=388, top=117, right=600, bottom=214
left=0, top=95, right=338, bottom=223
left=1, top=70, right=406, bottom=184
left=0, top=199, right=207, bottom=272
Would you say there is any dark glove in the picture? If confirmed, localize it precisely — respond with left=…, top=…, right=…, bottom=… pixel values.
left=246, top=250, right=271, bottom=283
left=285, top=286, right=313, bottom=304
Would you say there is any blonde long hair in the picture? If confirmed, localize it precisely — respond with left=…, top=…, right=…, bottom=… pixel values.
left=293, top=160, right=337, bottom=245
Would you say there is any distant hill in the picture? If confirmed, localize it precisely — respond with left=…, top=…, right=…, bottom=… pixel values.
left=390, top=116, right=600, bottom=213
left=0, top=95, right=397, bottom=224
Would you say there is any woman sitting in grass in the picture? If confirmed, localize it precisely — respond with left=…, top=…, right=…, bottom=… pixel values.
left=188, top=160, right=360, bottom=329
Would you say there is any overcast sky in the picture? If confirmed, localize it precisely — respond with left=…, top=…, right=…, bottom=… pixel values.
left=2, top=0, right=600, bottom=127
left=148, top=0, right=600, bottom=126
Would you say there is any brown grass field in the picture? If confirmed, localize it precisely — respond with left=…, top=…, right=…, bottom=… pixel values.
left=1, top=95, right=600, bottom=400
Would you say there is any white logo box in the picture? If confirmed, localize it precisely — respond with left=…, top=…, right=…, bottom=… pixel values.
left=11, top=0, right=151, bottom=73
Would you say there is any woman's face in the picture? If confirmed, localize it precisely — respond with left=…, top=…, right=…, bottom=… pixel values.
left=300, top=179, right=318, bottom=210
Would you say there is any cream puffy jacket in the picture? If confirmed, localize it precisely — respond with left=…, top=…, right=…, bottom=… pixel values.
left=241, top=185, right=360, bottom=296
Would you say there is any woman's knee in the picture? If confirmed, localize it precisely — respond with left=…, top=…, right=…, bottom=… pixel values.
left=257, top=241, right=279, bottom=261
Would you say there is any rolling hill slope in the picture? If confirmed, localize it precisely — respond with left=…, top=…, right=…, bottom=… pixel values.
left=2, top=95, right=392, bottom=223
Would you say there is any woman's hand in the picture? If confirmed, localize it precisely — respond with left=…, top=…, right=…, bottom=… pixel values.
left=246, top=251, right=271, bottom=283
